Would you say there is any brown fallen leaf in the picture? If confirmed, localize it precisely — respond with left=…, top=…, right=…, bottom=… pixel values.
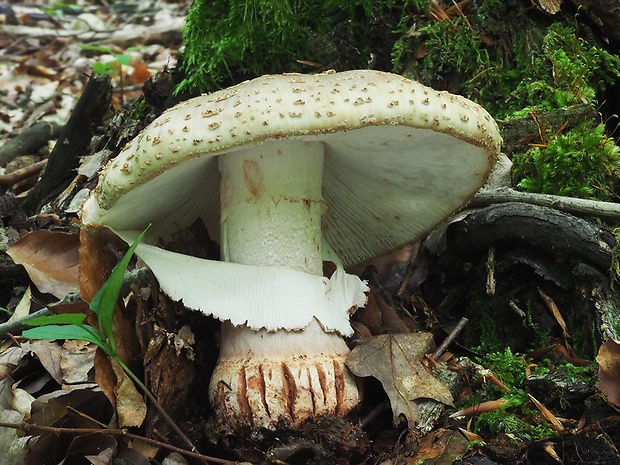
left=538, top=288, right=569, bottom=340
left=21, top=339, right=63, bottom=385
left=347, top=332, right=453, bottom=429
left=7, top=230, right=80, bottom=299
left=596, top=338, right=620, bottom=407
left=527, top=393, right=565, bottom=431
left=110, top=357, right=147, bottom=428
left=408, top=428, right=469, bottom=464
left=93, top=348, right=147, bottom=430
left=26, top=389, right=113, bottom=464
left=0, top=378, right=33, bottom=463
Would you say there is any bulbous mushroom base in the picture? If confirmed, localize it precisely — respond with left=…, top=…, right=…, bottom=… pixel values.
left=209, top=320, right=360, bottom=429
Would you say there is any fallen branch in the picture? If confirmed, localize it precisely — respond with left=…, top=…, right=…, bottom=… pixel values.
left=448, top=202, right=614, bottom=270
left=0, top=159, right=47, bottom=185
left=472, top=187, right=620, bottom=221
left=0, top=308, right=50, bottom=340
left=0, top=122, right=62, bottom=167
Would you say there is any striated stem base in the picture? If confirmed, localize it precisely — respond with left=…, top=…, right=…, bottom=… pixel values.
left=209, top=319, right=360, bottom=429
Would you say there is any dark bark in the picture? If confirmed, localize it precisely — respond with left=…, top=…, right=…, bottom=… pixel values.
left=22, top=74, right=112, bottom=215
left=446, top=202, right=614, bottom=271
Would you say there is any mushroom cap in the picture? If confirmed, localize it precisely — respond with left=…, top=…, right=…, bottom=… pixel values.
left=83, top=69, right=501, bottom=268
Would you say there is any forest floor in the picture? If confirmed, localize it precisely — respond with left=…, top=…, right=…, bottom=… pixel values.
left=1, top=1, right=620, bottom=465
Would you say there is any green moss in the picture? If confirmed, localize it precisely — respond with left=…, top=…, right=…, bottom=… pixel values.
left=400, top=16, right=491, bottom=85
left=401, top=3, right=620, bottom=118
left=556, top=361, right=594, bottom=383
left=463, top=351, right=558, bottom=441
left=512, top=121, right=620, bottom=201
left=473, top=407, right=557, bottom=441
left=177, top=0, right=429, bottom=94
left=479, top=348, right=527, bottom=390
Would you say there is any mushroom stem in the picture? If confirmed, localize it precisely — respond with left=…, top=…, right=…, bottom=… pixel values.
left=210, top=141, right=360, bottom=428
left=219, top=141, right=324, bottom=273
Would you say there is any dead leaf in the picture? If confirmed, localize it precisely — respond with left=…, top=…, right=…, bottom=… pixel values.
left=60, top=339, right=97, bottom=385
left=0, top=345, right=27, bottom=378
left=534, top=0, right=562, bottom=14
left=67, top=432, right=117, bottom=465
left=408, top=428, right=469, bottom=464
left=0, top=377, right=33, bottom=464
left=538, top=288, right=569, bottom=339
left=110, top=357, right=147, bottom=428
left=78, top=228, right=117, bottom=303
left=26, top=389, right=113, bottom=465
left=596, top=338, right=620, bottom=407
left=162, top=452, right=189, bottom=464
left=86, top=446, right=116, bottom=465
left=527, top=393, right=565, bottom=431
left=21, top=340, right=63, bottom=385
left=347, top=333, right=453, bottom=429
left=95, top=349, right=147, bottom=428
left=449, top=399, right=508, bottom=419
left=6, top=230, right=80, bottom=299
left=458, top=427, right=484, bottom=443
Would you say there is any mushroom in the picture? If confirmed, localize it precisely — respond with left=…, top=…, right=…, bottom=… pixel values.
left=81, top=70, right=501, bottom=429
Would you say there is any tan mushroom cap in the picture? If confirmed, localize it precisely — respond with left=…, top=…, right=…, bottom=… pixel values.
left=84, top=69, right=501, bottom=267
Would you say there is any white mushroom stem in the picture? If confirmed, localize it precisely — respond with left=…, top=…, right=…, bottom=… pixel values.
left=209, top=141, right=360, bottom=428
left=219, top=141, right=324, bottom=274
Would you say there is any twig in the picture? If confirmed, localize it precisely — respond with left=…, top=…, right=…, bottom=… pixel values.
left=0, top=121, right=61, bottom=167
left=0, top=18, right=184, bottom=46
left=0, top=421, right=239, bottom=465
left=432, top=317, right=468, bottom=361
left=0, top=159, right=47, bottom=185
left=0, top=308, right=50, bottom=339
left=360, top=400, right=390, bottom=429
left=471, top=187, right=620, bottom=220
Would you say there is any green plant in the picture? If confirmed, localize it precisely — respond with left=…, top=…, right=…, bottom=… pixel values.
left=464, top=352, right=559, bottom=441
left=45, top=2, right=82, bottom=19
left=22, top=227, right=148, bottom=384
left=78, top=44, right=133, bottom=76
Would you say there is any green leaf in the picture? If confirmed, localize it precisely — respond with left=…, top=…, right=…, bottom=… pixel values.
left=78, top=44, right=114, bottom=54
left=92, top=62, right=112, bottom=75
left=90, top=226, right=149, bottom=350
left=22, top=324, right=106, bottom=348
left=25, top=313, right=88, bottom=327
left=115, top=54, right=131, bottom=66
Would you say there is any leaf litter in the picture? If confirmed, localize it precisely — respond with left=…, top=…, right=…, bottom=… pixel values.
left=347, top=332, right=454, bottom=430
left=1, top=1, right=620, bottom=464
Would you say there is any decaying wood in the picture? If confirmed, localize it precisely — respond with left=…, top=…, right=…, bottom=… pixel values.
left=22, top=74, right=112, bottom=215
left=472, top=187, right=620, bottom=221
left=0, top=122, right=62, bottom=167
left=447, top=202, right=614, bottom=271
